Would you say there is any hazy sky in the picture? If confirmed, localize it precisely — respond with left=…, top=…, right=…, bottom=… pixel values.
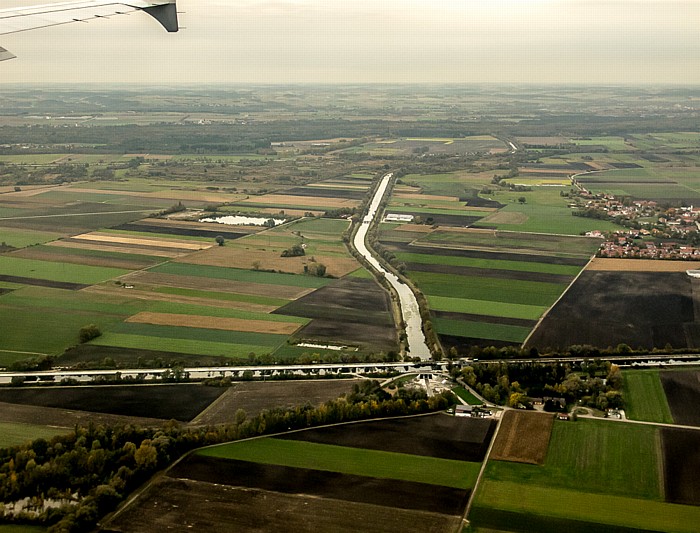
left=1, top=0, right=699, bottom=84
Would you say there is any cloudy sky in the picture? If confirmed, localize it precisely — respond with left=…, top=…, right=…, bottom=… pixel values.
left=1, top=0, right=699, bottom=84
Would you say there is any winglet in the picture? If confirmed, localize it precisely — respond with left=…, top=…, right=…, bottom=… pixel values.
left=142, top=0, right=179, bottom=32
left=0, top=46, right=16, bottom=62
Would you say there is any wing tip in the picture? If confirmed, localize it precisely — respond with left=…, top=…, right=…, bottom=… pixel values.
left=0, top=46, right=16, bottom=61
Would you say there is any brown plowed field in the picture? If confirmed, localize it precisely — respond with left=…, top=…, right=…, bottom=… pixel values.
left=661, top=427, right=700, bottom=505
left=192, top=380, right=360, bottom=424
left=281, top=413, right=496, bottom=462
left=240, top=194, right=359, bottom=208
left=121, top=271, right=312, bottom=300
left=102, top=478, right=461, bottom=533
left=526, top=271, right=697, bottom=350
left=659, top=370, right=700, bottom=426
left=126, top=311, right=302, bottom=335
left=0, top=400, right=165, bottom=429
left=490, top=410, right=554, bottom=465
left=176, top=246, right=360, bottom=278
left=588, top=258, right=700, bottom=272
left=0, top=384, right=225, bottom=422
left=168, top=456, right=470, bottom=515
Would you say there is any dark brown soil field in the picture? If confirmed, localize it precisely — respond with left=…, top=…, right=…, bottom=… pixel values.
left=491, top=411, right=554, bottom=465
left=280, top=413, right=496, bottom=462
left=113, top=222, right=248, bottom=240
left=192, top=380, right=360, bottom=425
left=439, top=334, right=517, bottom=350
left=0, top=274, right=88, bottom=290
left=0, top=384, right=225, bottom=422
left=408, top=214, right=483, bottom=227
left=527, top=272, right=696, bottom=350
left=283, top=187, right=366, bottom=200
left=168, top=455, right=469, bottom=515
left=406, top=262, right=573, bottom=284
left=660, top=371, right=700, bottom=426
left=660, top=427, right=700, bottom=505
left=103, top=478, right=460, bottom=533
left=386, top=242, right=589, bottom=266
left=0, top=400, right=165, bottom=429
left=433, top=310, right=537, bottom=328
left=273, top=277, right=398, bottom=352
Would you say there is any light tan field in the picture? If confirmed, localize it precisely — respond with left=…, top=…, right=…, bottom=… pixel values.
left=119, top=271, right=313, bottom=300
left=177, top=246, right=360, bottom=278
left=83, top=285, right=278, bottom=314
left=587, top=258, right=700, bottom=272
left=48, top=239, right=183, bottom=258
left=126, top=312, right=301, bottom=335
left=519, top=168, right=572, bottom=175
left=395, top=224, right=434, bottom=233
left=240, top=194, right=359, bottom=208
left=307, top=182, right=368, bottom=191
left=479, top=211, right=529, bottom=224
left=491, top=411, right=554, bottom=465
left=2, top=185, right=63, bottom=197
left=72, top=232, right=212, bottom=250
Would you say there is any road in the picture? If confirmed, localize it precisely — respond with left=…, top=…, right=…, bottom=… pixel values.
left=353, top=173, right=432, bottom=359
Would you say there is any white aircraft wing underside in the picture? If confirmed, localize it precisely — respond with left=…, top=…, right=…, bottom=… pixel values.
left=0, top=0, right=177, bottom=60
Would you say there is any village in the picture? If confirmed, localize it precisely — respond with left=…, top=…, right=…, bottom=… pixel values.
left=575, top=192, right=700, bottom=259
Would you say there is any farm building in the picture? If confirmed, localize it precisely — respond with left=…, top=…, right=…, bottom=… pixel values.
left=384, top=213, right=414, bottom=223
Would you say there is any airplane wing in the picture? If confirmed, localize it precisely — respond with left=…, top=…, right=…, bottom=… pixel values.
left=0, top=0, right=178, bottom=61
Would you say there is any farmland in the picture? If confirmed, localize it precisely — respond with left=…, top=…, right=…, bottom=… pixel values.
left=470, top=418, right=697, bottom=532
left=105, top=413, right=489, bottom=532
left=3, top=86, right=700, bottom=532
left=622, top=370, right=674, bottom=423
left=660, top=370, right=700, bottom=426
left=526, top=271, right=699, bottom=350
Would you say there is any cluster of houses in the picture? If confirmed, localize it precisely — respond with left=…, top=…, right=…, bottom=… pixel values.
left=597, top=232, right=700, bottom=259
left=575, top=193, right=700, bottom=259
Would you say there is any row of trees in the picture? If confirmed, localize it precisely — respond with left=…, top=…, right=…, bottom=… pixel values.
left=0, top=383, right=455, bottom=532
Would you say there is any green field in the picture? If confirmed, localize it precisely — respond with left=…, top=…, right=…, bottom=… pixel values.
left=412, top=271, right=565, bottom=307
left=471, top=418, right=680, bottom=532
left=485, top=419, right=661, bottom=499
left=0, top=422, right=67, bottom=448
left=152, top=286, right=291, bottom=307
left=435, top=318, right=531, bottom=343
left=0, top=256, right=128, bottom=285
left=143, top=301, right=308, bottom=324
left=0, top=228, right=62, bottom=248
left=199, top=437, right=481, bottom=489
left=150, top=262, right=331, bottom=289
left=109, top=322, right=289, bottom=346
left=428, top=295, right=546, bottom=320
left=472, top=481, right=700, bottom=533
left=396, top=252, right=581, bottom=275
left=622, top=370, right=674, bottom=424
left=452, top=386, right=483, bottom=405
left=91, top=333, right=273, bottom=358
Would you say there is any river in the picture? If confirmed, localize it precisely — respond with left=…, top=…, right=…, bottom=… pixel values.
left=353, top=173, right=432, bottom=360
